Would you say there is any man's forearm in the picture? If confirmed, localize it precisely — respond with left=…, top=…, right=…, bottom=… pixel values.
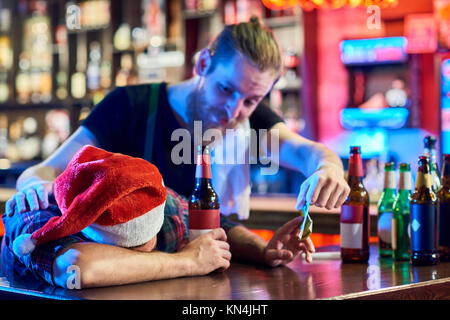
left=53, top=242, right=194, bottom=288
left=269, top=122, right=343, bottom=177
left=16, top=164, right=61, bottom=190
left=226, top=225, right=268, bottom=265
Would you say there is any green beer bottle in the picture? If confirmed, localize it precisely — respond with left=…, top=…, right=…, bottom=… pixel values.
left=424, top=136, right=441, bottom=193
left=377, top=162, right=397, bottom=257
left=392, top=163, right=412, bottom=261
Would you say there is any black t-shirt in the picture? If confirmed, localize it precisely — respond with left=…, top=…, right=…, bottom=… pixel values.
left=81, top=82, right=284, bottom=198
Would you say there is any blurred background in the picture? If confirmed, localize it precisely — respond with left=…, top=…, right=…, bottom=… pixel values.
left=0, top=0, right=447, bottom=209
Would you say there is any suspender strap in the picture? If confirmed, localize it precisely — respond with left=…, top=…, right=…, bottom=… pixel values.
left=143, top=83, right=160, bottom=162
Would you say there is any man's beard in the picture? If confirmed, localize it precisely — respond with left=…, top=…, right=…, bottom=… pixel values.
left=186, top=89, right=232, bottom=134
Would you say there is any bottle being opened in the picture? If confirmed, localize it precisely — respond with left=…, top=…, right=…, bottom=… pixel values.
left=410, top=156, right=439, bottom=266
left=377, top=162, right=397, bottom=258
left=188, top=145, right=220, bottom=241
left=341, top=146, right=370, bottom=263
left=438, top=154, right=450, bottom=261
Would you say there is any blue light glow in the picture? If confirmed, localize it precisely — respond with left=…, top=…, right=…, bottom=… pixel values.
left=441, top=59, right=450, bottom=154
left=340, top=37, right=408, bottom=66
left=340, top=107, right=409, bottom=129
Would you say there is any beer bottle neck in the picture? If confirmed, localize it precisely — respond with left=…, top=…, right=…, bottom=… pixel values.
left=425, top=147, right=438, bottom=163
left=347, top=175, right=364, bottom=188
left=398, top=171, right=412, bottom=191
left=383, top=169, right=396, bottom=190
left=415, top=171, right=433, bottom=190
left=195, top=153, right=212, bottom=180
left=348, top=153, right=363, bottom=178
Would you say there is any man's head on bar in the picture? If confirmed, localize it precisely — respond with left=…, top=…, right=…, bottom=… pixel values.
left=3, top=16, right=352, bottom=289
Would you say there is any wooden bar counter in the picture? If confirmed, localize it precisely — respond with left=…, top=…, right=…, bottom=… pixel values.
left=0, top=243, right=449, bottom=300
left=0, top=192, right=448, bottom=300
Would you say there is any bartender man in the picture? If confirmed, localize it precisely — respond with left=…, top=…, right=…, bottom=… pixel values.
left=3, top=17, right=349, bottom=288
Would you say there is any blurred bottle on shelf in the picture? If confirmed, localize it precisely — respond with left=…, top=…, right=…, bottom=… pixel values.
left=0, top=36, right=13, bottom=70
left=18, top=116, right=41, bottom=160
left=71, top=63, right=87, bottom=99
left=114, top=23, right=131, bottom=51
left=115, top=53, right=137, bottom=87
left=0, top=8, right=11, bottom=33
left=423, top=135, right=441, bottom=193
left=0, top=72, right=9, bottom=103
left=16, top=11, right=53, bottom=104
left=100, top=60, right=112, bottom=90
left=42, top=109, right=70, bottom=159
left=5, top=116, right=41, bottom=161
left=15, top=69, right=31, bottom=104
left=363, top=158, right=384, bottom=204
left=0, top=114, right=8, bottom=160
left=56, top=71, right=68, bottom=100
left=86, top=41, right=106, bottom=104
left=55, top=24, right=68, bottom=100
left=79, top=0, right=110, bottom=29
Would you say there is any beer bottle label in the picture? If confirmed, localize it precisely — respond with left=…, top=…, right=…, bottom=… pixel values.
left=398, top=172, right=412, bottom=191
left=415, top=172, right=433, bottom=189
left=188, top=209, right=220, bottom=230
left=340, top=205, right=367, bottom=249
left=378, top=211, right=393, bottom=245
left=410, top=204, right=437, bottom=251
left=439, top=204, right=450, bottom=247
left=391, top=218, right=397, bottom=250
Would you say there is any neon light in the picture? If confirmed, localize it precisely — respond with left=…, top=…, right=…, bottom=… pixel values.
left=340, top=37, right=408, bottom=65
left=340, top=107, right=409, bottom=129
left=441, top=59, right=450, bottom=154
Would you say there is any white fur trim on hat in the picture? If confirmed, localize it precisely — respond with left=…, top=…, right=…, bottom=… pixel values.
left=80, top=201, right=165, bottom=248
left=13, top=234, right=37, bottom=257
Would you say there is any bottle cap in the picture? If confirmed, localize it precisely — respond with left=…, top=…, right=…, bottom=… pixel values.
left=399, top=163, right=410, bottom=172
left=350, top=146, right=361, bottom=154
left=424, top=136, right=436, bottom=148
left=384, top=162, right=395, bottom=171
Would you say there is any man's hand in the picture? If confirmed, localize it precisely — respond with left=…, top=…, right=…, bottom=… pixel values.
left=296, top=163, right=350, bottom=211
left=264, top=216, right=315, bottom=267
left=5, top=180, right=53, bottom=217
left=178, top=228, right=232, bottom=275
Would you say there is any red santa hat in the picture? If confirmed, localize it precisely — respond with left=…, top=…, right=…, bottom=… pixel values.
left=13, top=145, right=167, bottom=257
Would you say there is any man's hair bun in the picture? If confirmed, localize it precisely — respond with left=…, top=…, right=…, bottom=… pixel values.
left=249, top=16, right=261, bottom=25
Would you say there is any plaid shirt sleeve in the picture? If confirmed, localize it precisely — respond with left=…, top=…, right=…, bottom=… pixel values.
left=1, top=204, right=91, bottom=286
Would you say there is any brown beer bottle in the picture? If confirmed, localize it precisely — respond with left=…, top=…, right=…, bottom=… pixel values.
left=438, top=154, right=450, bottom=261
left=188, top=145, right=220, bottom=241
left=341, top=146, right=370, bottom=262
left=410, top=156, right=439, bottom=266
